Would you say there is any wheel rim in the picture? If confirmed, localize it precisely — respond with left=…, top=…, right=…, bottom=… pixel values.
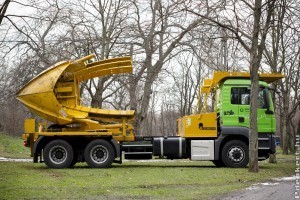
left=227, top=146, right=245, bottom=163
left=90, top=145, right=109, bottom=164
left=49, top=145, right=67, bottom=164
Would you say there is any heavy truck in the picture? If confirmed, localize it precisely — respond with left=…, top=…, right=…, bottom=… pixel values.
left=17, top=54, right=284, bottom=168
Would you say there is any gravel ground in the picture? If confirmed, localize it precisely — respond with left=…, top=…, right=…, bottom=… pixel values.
left=213, top=176, right=297, bottom=200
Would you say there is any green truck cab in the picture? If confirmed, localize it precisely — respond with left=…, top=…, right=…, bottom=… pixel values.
left=215, top=79, right=276, bottom=161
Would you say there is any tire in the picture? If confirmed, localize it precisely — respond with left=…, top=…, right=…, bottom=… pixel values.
left=221, top=140, right=249, bottom=168
left=43, top=139, right=74, bottom=169
left=212, top=159, right=226, bottom=167
left=84, top=139, right=115, bottom=168
left=68, top=150, right=78, bottom=168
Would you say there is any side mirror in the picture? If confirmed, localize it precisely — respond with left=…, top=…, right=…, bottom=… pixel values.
left=263, top=88, right=273, bottom=114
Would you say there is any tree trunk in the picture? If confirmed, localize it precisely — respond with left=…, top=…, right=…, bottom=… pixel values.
left=0, top=0, right=10, bottom=25
left=137, top=74, right=155, bottom=135
left=268, top=84, right=277, bottom=163
left=269, top=84, right=277, bottom=163
left=129, top=76, right=140, bottom=133
left=91, top=78, right=105, bottom=108
left=288, top=111, right=296, bottom=153
left=279, top=100, right=284, bottom=149
left=248, top=0, right=264, bottom=173
left=282, top=89, right=289, bottom=154
left=249, top=60, right=260, bottom=172
left=269, top=154, right=277, bottom=163
left=282, top=115, right=289, bottom=154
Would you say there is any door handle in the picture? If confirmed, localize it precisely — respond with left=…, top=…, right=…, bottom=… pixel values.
left=239, top=117, right=245, bottom=123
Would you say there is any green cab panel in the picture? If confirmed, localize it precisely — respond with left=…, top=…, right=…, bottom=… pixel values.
left=218, top=79, right=276, bottom=133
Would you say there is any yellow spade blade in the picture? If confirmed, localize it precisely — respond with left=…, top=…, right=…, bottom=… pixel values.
left=17, top=55, right=135, bottom=125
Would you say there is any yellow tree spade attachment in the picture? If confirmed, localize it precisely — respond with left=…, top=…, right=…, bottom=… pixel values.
left=16, top=54, right=135, bottom=133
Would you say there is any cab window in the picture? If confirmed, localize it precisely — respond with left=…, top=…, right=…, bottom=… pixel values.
left=258, top=89, right=266, bottom=108
left=231, top=87, right=250, bottom=105
left=231, top=87, right=266, bottom=108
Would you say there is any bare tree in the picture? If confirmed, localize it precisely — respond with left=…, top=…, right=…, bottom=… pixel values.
left=57, top=0, right=132, bottom=108
left=0, top=0, right=10, bottom=25
left=263, top=0, right=300, bottom=157
left=168, top=52, right=204, bottom=116
left=128, top=0, right=214, bottom=135
left=188, top=0, right=276, bottom=172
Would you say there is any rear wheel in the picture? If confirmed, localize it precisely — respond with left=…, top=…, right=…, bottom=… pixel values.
left=68, top=150, right=78, bottom=168
left=221, top=140, right=249, bottom=168
left=84, top=139, right=115, bottom=168
left=43, top=139, right=74, bottom=169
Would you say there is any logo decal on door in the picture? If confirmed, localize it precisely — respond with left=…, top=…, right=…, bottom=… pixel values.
left=224, top=110, right=234, bottom=115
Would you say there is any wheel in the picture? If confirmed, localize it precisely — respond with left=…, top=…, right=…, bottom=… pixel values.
left=68, top=150, right=78, bottom=168
left=212, top=159, right=226, bottom=167
left=221, top=140, right=249, bottom=168
left=84, top=139, right=115, bottom=168
left=43, top=139, right=74, bottom=169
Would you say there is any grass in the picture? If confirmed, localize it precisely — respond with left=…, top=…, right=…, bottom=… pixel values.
left=0, top=133, right=296, bottom=199
left=0, top=133, right=30, bottom=158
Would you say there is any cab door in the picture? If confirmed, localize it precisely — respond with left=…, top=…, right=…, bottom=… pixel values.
left=257, top=89, right=273, bottom=132
left=222, top=87, right=240, bottom=127
left=236, top=87, right=250, bottom=127
left=236, top=87, right=272, bottom=131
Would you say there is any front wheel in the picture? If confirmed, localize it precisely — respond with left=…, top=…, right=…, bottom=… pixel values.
left=43, top=139, right=74, bottom=169
left=84, top=139, right=115, bottom=168
left=212, top=159, right=226, bottom=167
left=221, top=140, right=249, bottom=168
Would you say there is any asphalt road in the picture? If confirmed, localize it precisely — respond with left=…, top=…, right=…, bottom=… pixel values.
left=214, top=177, right=297, bottom=200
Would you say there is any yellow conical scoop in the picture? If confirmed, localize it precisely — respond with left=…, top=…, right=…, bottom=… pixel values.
left=16, top=54, right=134, bottom=126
